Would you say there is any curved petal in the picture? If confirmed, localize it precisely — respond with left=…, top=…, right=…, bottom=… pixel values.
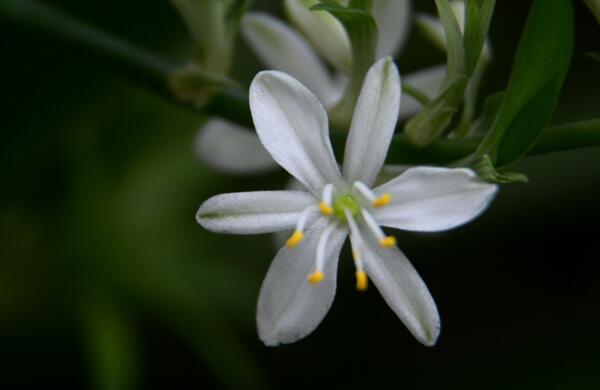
left=360, top=227, right=441, bottom=346
left=197, top=191, right=316, bottom=234
left=250, top=71, right=344, bottom=195
left=257, top=218, right=348, bottom=346
left=195, top=119, right=277, bottom=174
left=284, top=0, right=352, bottom=73
left=241, top=13, right=341, bottom=106
left=373, top=0, right=412, bottom=58
left=343, top=57, right=401, bottom=186
left=272, top=178, right=311, bottom=249
left=373, top=167, right=498, bottom=232
left=399, top=65, right=447, bottom=120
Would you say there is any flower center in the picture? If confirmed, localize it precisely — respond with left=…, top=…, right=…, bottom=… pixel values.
left=332, top=195, right=360, bottom=221
left=285, top=182, right=398, bottom=291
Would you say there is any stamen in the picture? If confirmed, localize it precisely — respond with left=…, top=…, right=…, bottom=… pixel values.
left=308, top=271, right=324, bottom=284
left=361, top=209, right=396, bottom=249
left=372, top=193, right=392, bottom=208
left=354, top=182, right=392, bottom=208
left=319, top=202, right=333, bottom=216
left=308, top=222, right=338, bottom=285
left=286, top=230, right=304, bottom=249
left=379, top=236, right=397, bottom=248
left=355, top=270, right=368, bottom=291
left=320, top=184, right=334, bottom=216
left=353, top=181, right=376, bottom=202
left=286, top=205, right=318, bottom=249
left=344, top=209, right=367, bottom=292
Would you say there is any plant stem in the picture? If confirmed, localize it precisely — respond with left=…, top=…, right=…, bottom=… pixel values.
left=379, top=119, right=600, bottom=165
left=2, top=0, right=600, bottom=165
left=402, top=83, right=431, bottom=106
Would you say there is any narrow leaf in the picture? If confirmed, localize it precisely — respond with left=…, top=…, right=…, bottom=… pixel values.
left=476, top=0, right=574, bottom=167
left=434, top=0, right=466, bottom=85
left=464, top=0, right=496, bottom=74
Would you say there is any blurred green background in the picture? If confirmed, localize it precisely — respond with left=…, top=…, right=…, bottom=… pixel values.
left=1, top=1, right=600, bottom=389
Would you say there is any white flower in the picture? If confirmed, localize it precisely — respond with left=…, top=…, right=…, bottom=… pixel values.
left=196, top=57, right=498, bottom=346
left=196, top=0, right=447, bottom=173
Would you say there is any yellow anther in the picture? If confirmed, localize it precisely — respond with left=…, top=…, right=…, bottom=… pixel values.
left=286, top=230, right=304, bottom=249
left=379, top=236, right=397, bottom=248
left=319, top=202, right=333, bottom=216
left=372, top=193, right=392, bottom=208
left=308, top=271, right=325, bottom=285
left=356, top=271, right=368, bottom=292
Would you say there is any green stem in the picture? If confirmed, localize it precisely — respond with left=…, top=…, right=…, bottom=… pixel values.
left=529, top=119, right=600, bottom=156
left=402, top=83, right=431, bottom=106
left=2, top=0, right=599, bottom=164
left=379, top=119, right=600, bottom=165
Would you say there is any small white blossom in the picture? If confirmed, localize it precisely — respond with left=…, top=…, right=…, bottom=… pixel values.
left=196, top=0, right=447, bottom=173
left=197, top=58, right=498, bottom=346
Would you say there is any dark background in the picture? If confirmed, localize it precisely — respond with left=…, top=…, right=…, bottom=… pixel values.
left=1, top=1, right=599, bottom=389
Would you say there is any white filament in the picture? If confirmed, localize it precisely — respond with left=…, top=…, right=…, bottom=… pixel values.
left=315, top=222, right=339, bottom=271
left=321, top=183, right=334, bottom=206
left=344, top=209, right=364, bottom=272
left=361, top=208, right=386, bottom=241
left=295, top=205, right=319, bottom=232
left=353, top=181, right=379, bottom=202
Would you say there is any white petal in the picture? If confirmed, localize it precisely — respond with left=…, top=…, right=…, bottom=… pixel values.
left=197, top=191, right=316, bottom=234
left=360, top=225, right=440, bottom=346
left=373, top=167, right=498, bottom=232
left=373, top=0, right=412, bottom=58
left=250, top=71, right=344, bottom=195
left=343, top=57, right=401, bottom=186
left=271, top=178, right=311, bottom=249
left=284, top=0, right=352, bottom=74
left=241, top=13, right=341, bottom=106
left=399, top=64, right=447, bottom=120
left=195, top=119, right=277, bottom=174
left=257, top=218, right=348, bottom=346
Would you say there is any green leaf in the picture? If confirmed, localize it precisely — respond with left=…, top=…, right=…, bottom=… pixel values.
left=473, top=155, right=529, bottom=184
left=434, top=0, right=466, bottom=86
left=404, top=0, right=467, bottom=147
left=82, top=295, right=138, bottom=390
left=405, top=74, right=469, bottom=147
left=584, top=0, right=600, bottom=24
left=225, top=0, right=253, bottom=31
left=464, top=0, right=496, bottom=75
left=311, top=2, right=377, bottom=128
left=476, top=0, right=574, bottom=167
left=469, top=91, right=504, bottom=136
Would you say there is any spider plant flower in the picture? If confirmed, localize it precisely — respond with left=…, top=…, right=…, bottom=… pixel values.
left=196, top=0, right=447, bottom=173
left=196, top=58, right=498, bottom=346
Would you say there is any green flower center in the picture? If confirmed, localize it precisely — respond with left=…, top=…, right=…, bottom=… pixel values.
left=333, top=195, right=360, bottom=221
